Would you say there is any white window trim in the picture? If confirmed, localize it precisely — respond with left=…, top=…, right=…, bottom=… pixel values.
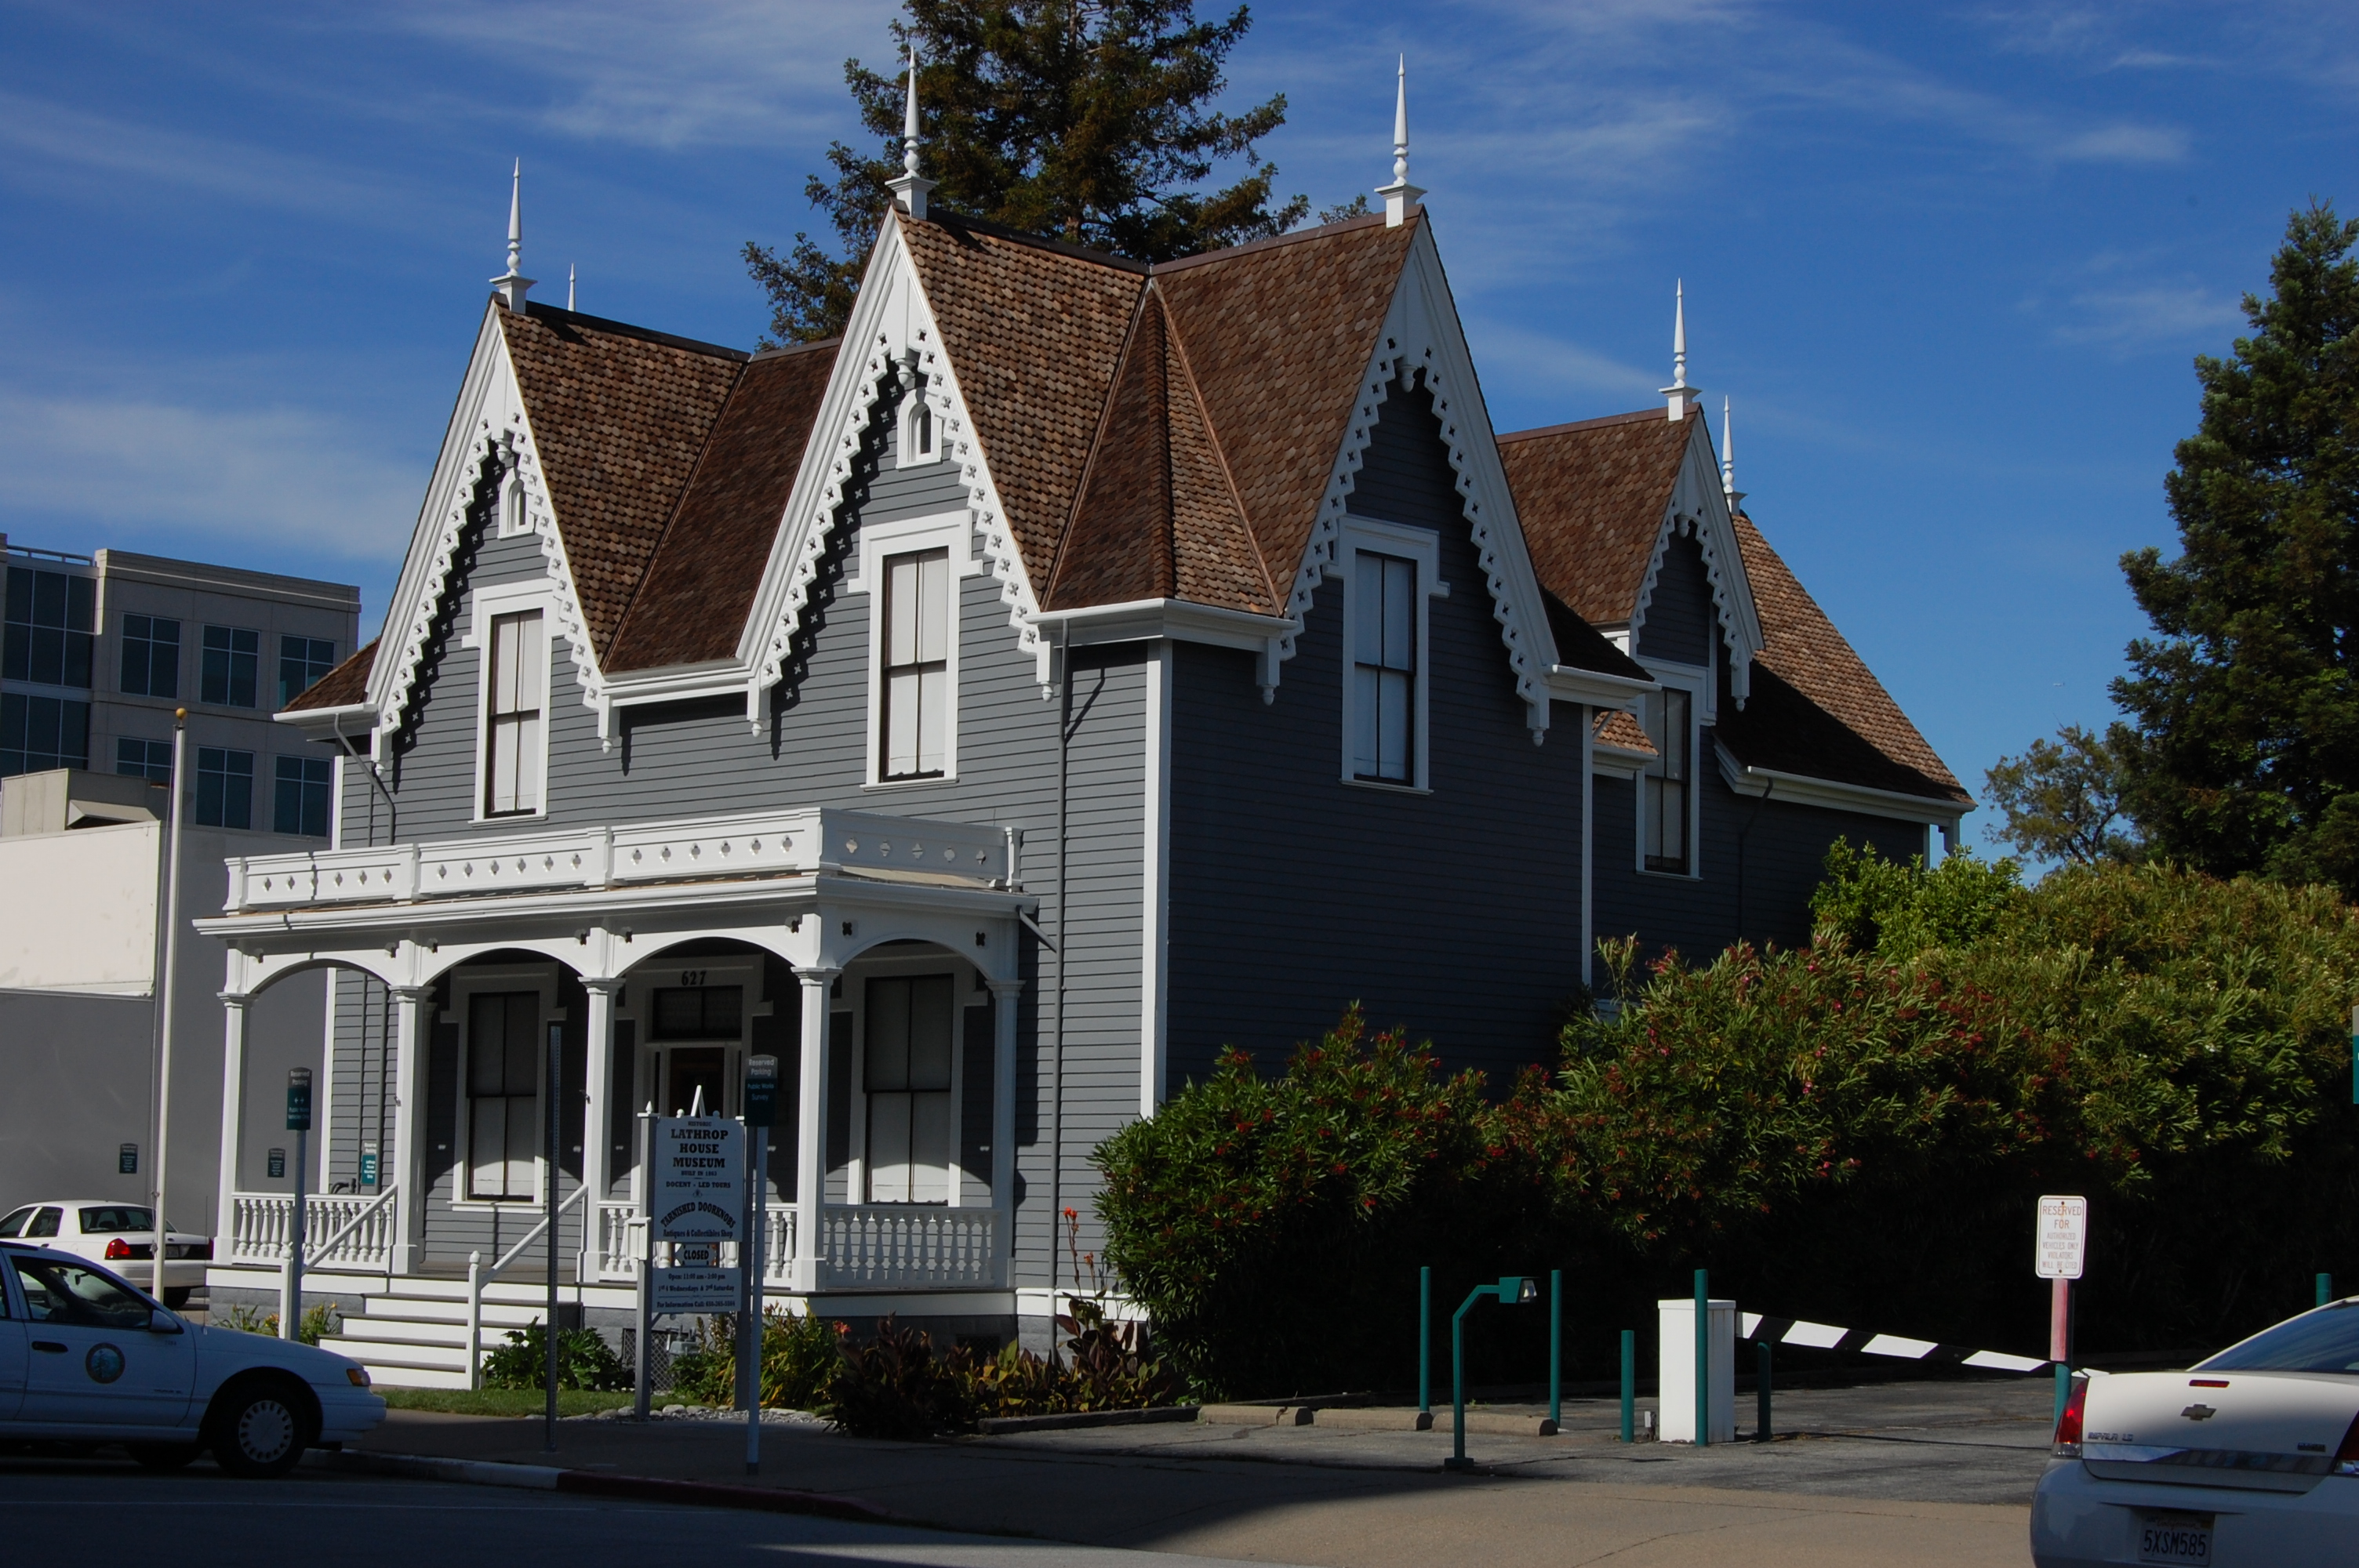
left=461, top=580, right=555, bottom=824
left=845, top=510, right=980, bottom=789
left=445, top=965, right=564, bottom=1210
left=843, top=953, right=979, bottom=1209
left=1330, top=515, right=1447, bottom=793
left=1635, top=660, right=1707, bottom=880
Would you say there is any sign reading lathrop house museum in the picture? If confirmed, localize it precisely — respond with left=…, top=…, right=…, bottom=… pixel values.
left=652, top=1115, right=743, bottom=1316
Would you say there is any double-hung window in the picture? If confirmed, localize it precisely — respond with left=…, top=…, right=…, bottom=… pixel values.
left=273, top=755, right=332, bottom=837
left=863, top=975, right=954, bottom=1203
left=482, top=611, right=544, bottom=817
left=278, top=635, right=336, bottom=708
left=4, top=567, right=94, bottom=688
left=200, top=626, right=260, bottom=708
left=194, top=747, right=253, bottom=829
left=120, top=615, right=180, bottom=699
left=879, top=550, right=950, bottom=781
left=1352, top=552, right=1419, bottom=783
left=465, top=992, right=541, bottom=1201
left=1641, top=687, right=1692, bottom=873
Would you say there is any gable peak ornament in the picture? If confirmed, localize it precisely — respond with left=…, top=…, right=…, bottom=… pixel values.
left=886, top=45, right=936, bottom=222
left=1721, top=396, right=1744, bottom=512
left=1376, top=56, right=1423, bottom=227
left=1661, top=279, right=1702, bottom=419
left=492, top=158, right=536, bottom=313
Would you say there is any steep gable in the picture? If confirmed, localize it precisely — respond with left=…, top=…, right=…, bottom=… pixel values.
left=1498, top=408, right=1695, bottom=630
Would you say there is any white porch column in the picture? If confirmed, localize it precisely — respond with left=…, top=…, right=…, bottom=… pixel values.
left=791, top=966, right=838, bottom=1293
left=579, top=977, right=619, bottom=1279
left=987, top=977, right=1021, bottom=1273
left=213, top=994, right=250, bottom=1257
left=389, top=984, right=434, bottom=1277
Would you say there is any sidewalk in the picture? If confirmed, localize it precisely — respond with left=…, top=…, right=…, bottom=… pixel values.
left=351, top=1377, right=2051, bottom=1567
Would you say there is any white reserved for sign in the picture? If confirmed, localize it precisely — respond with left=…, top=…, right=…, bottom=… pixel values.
left=654, top=1116, right=743, bottom=1242
left=2036, top=1194, right=2088, bottom=1280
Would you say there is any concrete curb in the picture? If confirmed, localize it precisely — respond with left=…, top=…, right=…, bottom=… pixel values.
left=976, top=1405, right=1201, bottom=1436
left=314, top=1447, right=892, bottom=1522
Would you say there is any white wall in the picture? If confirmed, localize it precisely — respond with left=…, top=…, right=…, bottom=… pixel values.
left=0, top=821, right=159, bottom=994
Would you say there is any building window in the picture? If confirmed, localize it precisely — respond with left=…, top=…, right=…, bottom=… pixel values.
left=120, top=615, right=181, bottom=699
left=1, top=693, right=90, bottom=776
left=1351, top=551, right=1419, bottom=783
left=465, top=992, right=541, bottom=1202
left=116, top=738, right=173, bottom=784
left=482, top=611, right=544, bottom=817
left=878, top=549, right=950, bottom=781
left=273, top=754, right=332, bottom=837
left=863, top=975, right=954, bottom=1204
left=194, top=746, right=253, bottom=829
left=278, top=635, right=336, bottom=709
left=650, top=985, right=744, bottom=1041
left=1641, top=687, right=1692, bottom=874
left=896, top=392, right=939, bottom=466
left=4, top=568, right=96, bottom=689
left=200, top=626, right=260, bottom=708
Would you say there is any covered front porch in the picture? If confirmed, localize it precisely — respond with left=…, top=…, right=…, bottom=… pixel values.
left=197, top=807, right=1035, bottom=1348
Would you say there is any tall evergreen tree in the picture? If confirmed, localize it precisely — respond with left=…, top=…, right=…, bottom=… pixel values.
left=746, top=1, right=1323, bottom=345
left=2112, top=201, right=2359, bottom=892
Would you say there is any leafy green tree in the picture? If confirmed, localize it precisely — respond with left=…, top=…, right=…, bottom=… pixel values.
left=1983, top=723, right=2143, bottom=868
left=746, top=1, right=1318, bottom=345
left=2112, top=202, right=2359, bottom=893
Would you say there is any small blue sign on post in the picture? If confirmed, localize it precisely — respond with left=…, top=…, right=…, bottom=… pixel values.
left=359, top=1147, right=380, bottom=1187
left=118, top=1143, right=138, bottom=1175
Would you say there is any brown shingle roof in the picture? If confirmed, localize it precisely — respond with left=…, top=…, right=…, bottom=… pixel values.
left=498, top=304, right=747, bottom=659
left=1720, top=512, right=1969, bottom=804
left=283, top=638, right=376, bottom=713
left=605, top=339, right=840, bottom=673
left=1498, top=408, right=1694, bottom=626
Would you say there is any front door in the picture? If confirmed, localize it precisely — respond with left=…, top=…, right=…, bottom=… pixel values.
left=7, top=1254, right=194, bottom=1431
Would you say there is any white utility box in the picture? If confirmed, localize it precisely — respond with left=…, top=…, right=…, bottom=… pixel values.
left=1656, top=1297, right=1736, bottom=1443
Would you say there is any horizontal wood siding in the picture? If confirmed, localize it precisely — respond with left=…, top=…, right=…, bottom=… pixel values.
left=1637, top=531, right=1714, bottom=666
left=325, top=969, right=393, bottom=1192
left=1165, top=379, right=1587, bottom=1089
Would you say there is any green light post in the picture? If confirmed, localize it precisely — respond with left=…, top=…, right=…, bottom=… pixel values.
left=1619, top=1329, right=1635, bottom=1443
left=2320, top=1272, right=2335, bottom=1308
left=1443, top=1275, right=1539, bottom=1472
left=1547, top=1269, right=1562, bottom=1428
left=1418, top=1265, right=1432, bottom=1418
left=1755, top=1339, right=1772, bottom=1443
left=1693, top=1268, right=1710, bottom=1448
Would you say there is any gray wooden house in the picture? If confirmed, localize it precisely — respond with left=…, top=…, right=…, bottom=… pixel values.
left=194, top=151, right=1964, bottom=1381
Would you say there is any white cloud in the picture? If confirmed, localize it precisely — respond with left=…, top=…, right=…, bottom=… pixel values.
left=0, top=391, right=417, bottom=564
left=2053, top=284, right=2245, bottom=350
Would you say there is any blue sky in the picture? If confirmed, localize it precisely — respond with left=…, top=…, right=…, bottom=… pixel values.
left=2, top=2, right=2354, bottom=842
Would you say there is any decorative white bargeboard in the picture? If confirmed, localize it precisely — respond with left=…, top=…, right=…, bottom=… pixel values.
left=223, top=807, right=1012, bottom=913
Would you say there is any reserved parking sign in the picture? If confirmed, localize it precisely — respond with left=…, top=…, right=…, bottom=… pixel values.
left=2036, top=1194, right=2088, bottom=1280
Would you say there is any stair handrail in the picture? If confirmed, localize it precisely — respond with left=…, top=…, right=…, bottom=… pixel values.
left=297, top=1185, right=398, bottom=1271
left=467, top=1183, right=591, bottom=1390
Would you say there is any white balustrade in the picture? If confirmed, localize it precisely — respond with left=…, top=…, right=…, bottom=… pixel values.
left=225, top=808, right=1011, bottom=913
left=596, top=1202, right=643, bottom=1281
left=227, top=1191, right=396, bottom=1270
left=820, top=1206, right=998, bottom=1290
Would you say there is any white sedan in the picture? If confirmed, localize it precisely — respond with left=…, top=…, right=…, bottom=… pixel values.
left=2032, top=1297, right=2359, bottom=1565
left=0, top=1201, right=211, bottom=1306
left=0, top=1240, right=383, bottom=1476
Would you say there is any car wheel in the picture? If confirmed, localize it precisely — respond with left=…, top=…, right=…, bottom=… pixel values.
left=163, top=1288, right=192, bottom=1309
left=129, top=1442, right=203, bottom=1472
left=209, top=1381, right=311, bottom=1478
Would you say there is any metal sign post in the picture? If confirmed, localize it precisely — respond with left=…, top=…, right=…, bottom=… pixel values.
left=743, top=1054, right=778, bottom=1475
left=282, top=1069, right=312, bottom=1339
left=2037, top=1195, right=2088, bottom=1424
left=148, top=707, right=187, bottom=1304
left=545, top=1022, right=563, bottom=1452
left=634, top=1105, right=654, bottom=1421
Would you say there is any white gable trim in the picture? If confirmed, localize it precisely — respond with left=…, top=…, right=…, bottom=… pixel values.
left=366, top=302, right=606, bottom=738
left=1271, top=220, right=1560, bottom=735
left=1629, top=418, right=1764, bottom=706
left=731, top=212, right=1046, bottom=724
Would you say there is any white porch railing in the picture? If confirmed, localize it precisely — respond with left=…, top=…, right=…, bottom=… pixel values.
left=223, top=807, right=1012, bottom=913
left=228, top=1191, right=398, bottom=1271
left=821, top=1206, right=998, bottom=1289
left=467, top=1183, right=590, bottom=1389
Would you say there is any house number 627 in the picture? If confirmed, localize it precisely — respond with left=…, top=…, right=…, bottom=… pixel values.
left=678, top=971, right=706, bottom=988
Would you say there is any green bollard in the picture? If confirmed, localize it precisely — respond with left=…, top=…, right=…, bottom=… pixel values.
left=1549, top=1269, right=1562, bottom=1428
left=2320, top=1272, right=2335, bottom=1308
left=1756, top=1340, right=1772, bottom=1443
left=1620, top=1329, right=1635, bottom=1443
left=1419, top=1266, right=1432, bottom=1415
left=1693, top=1268, right=1710, bottom=1447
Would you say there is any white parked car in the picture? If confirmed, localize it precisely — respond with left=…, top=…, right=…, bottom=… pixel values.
left=0, top=1240, right=383, bottom=1476
left=2031, top=1297, right=2359, bottom=1565
left=0, top=1201, right=211, bottom=1307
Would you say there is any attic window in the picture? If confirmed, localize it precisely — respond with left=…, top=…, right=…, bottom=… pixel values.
left=897, top=390, right=940, bottom=468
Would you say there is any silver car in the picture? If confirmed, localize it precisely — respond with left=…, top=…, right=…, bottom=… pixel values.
left=0, top=1240, right=383, bottom=1476
left=2031, top=1297, right=2359, bottom=1565
left=0, top=1201, right=211, bottom=1306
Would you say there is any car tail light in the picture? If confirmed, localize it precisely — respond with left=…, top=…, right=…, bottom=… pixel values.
left=2053, top=1377, right=2088, bottom=1457
left=105, top=1237, right=133, bottom=1260
left=2334, top=1410, right=2359, bottom=1476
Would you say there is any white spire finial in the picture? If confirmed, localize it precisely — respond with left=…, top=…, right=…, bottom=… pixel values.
left=886, top=44, right=937, bottom=221
left=1376, top=55, right=1424, bottom=227
left=1721, top=396, right=1746, bottom=511
left=568, top=263, right=576, bottom=313
left=491, top=158, right=536, bottom=312
left=1660, top=278, right=1701, bottom=419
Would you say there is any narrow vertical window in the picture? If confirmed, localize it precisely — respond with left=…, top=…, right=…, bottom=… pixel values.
left=466, top=992, right=540, bottom=1200
left=121, top=615, right=181, bottom=699
left=1643, top=687, right=1692, bottom=873
left=200, top=626, right=260, bottom=707
left=194, top=746, right=254, bottom=829
left=879, top=549, right=950, bottom=781
left=273, top=754, right=333, bottom=837
left=483, top=611, right=544, bottom=817
left=863, top=975, right=954, bottom=1203
left=1352, top=551, right=1417, bottom=782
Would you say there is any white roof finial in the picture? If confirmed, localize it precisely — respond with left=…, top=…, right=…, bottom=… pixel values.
left=1721, top=396, right=1746, bottom=512
left=568, top=263, right=576, bottom=313
left=1660, top=279, right=1701, bottom=419
left=885, top=44, right=937, bottom=221
left=1376, top=56, right=1424, bottom=227
left=491, top=158, right=536, bottom=313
